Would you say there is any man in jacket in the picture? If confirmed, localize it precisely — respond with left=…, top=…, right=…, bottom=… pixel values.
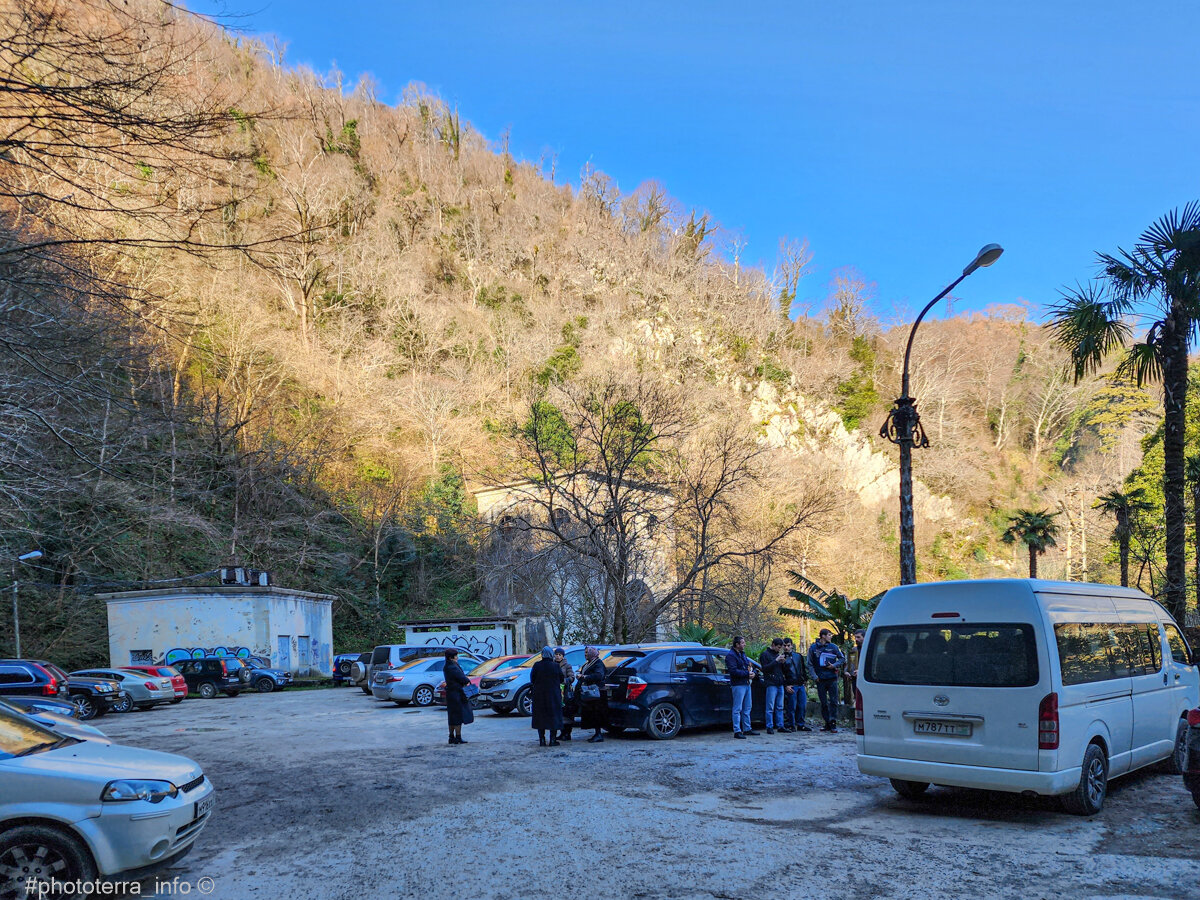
left=808, top=628, right=846, bottom=732
left=782, top=638, right=811, bottom=732
left=758, top=638, right=786, bottom=734
left=726, top=636, right=757, bottom=738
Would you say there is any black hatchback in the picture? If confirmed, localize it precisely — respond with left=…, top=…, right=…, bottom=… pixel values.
left=602, top=646, right=765, bottom=739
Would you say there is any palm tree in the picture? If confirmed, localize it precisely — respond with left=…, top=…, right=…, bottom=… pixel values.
left=1188, top=454, right=1200, bottom=609
left=1050, top=204, right=1200, bottom=620
left=675, top=622, right=720, bottom=645
left=778, top=572, right=883, bottom=644
left=1094, top=488, right=1149, bottom=587
left=1002, top=509, right=1061, bottom=578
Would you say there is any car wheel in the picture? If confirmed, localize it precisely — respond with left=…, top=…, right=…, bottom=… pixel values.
left=197, top=682, right=218, bottom=700
left=514, top=688, right=533, bottom=717
left=889, top=779, right=930, bottom=799
left=254, top=677, right=275, bottom=694
left=1062, top=743, right=1108, bottom=816
left=360, top=686, right=372, bottom=695
left=1164, top=718, right=1187, bottom=775
left=492, top=705, right=513, bottom=716
left=646, top=702, right=682, bottom=740
left=112, top=694, right=133, bottom=714
left=0, top=824, right=97, bottom=895
left=71, top=696, right=97, bottom=720
left=413, top=685, right=435, bottom=707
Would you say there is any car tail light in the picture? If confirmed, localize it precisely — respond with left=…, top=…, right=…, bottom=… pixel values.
left=626, top=676, right=647, bottom=700
left=854, top=688, right=864, bottom=735
left=387, top=675, right=404, bottom=683
left=220, top=661, right=228, bottom=675
left=1038, top=692, right=1059, bottom=750
left=1188, top=708, right=1200, bottom=727
left=144, top=681, right=156, bottom=690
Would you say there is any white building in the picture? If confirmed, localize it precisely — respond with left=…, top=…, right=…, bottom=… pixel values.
left=99, top=582, right=335, bottom=677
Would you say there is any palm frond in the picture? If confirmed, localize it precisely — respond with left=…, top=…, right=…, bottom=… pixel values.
left=1115, top=340, right=1162, bottom=387
left=1049, top=283, right=1133, bottom=382
left=1138, top=201, right=1200, bottom=256
left=784, top=569, right=832, bottom=605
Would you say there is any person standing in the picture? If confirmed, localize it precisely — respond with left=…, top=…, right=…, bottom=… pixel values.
left=577, top=646, right=608, bottom=743
left=726, top=636, right=757, bottom=738
left=530, top=646, right=564, bottom=746
left=844, top=628, right=866, bottom=707
left=554, top=647, right=576, bottom=742
left=758, top=638, right=786, bottom=734
left=443, top=649, right=474, bottom=745
left=808, top=628, right=846, bottom=732
left=782, top=638, right=811, bottom=732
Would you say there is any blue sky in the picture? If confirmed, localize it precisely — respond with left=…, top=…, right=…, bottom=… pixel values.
left=192, top=1, right=1200, bottom=324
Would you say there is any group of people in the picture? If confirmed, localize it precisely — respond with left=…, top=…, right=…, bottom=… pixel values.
left=441, top=629, right=868, bottom=746
left=726, top=628, right=865, bottom=738
left=441, top=645, right=611, bottom=747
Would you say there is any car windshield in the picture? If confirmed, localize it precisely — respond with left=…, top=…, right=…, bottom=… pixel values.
left=472, top=656, right=529, bottom=676
left=599, top=651, right=645, bottom=670
left=0, top=707, right=66, bottom=760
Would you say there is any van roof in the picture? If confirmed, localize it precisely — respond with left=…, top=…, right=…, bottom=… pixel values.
left=882, top=578, right=1151, bottom=598
left=872, top=579, right=1158, bottom=624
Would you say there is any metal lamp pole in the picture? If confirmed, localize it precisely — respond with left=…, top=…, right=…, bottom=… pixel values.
left=880, top=244, right=1003, bottom=585
left=10, top=549, right=43, bottom=658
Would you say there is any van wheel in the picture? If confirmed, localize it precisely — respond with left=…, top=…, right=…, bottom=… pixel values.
left=889, top=779, right=930, bottom=799
left=1163, top=719, right=1187, bottom=776
left=1062, top=743, right=1107, bottom=815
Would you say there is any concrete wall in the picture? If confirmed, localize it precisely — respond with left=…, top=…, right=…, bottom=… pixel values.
left=103, top=587, right=334, bottom=677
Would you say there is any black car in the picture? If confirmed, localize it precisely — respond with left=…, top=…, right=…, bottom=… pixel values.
left=0, top=658, right=123, bottom=720
left=601, top=645, right=766, bottom=739
left=174, top=656, right=249, bottom=698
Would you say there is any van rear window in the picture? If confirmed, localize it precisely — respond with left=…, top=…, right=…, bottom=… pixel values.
left=865, top=624, right=1039, bottom=687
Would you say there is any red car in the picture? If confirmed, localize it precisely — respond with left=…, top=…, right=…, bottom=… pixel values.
left=434, top=654, right=532, bottom=707
left=123, top=665, right=187, bottom=703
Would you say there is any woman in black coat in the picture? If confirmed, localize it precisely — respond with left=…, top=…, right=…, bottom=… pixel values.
left=443, top=649, right=474, bottom=745
left=529, top=646, right=564, bottom=746
left=577, top=645, right=608, bottom=743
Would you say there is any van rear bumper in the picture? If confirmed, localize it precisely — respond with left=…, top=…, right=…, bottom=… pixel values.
left=857, top=754, right=1080, bottom=796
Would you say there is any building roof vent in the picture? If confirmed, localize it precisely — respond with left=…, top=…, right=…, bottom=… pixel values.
left=220, top=567, right=272, bottom=586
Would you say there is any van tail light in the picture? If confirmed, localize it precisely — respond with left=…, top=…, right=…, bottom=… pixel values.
left=1187, top=708, right=1200, bottom=727
left=626, top=676, right=648, bottom=700
left=854, top=688, right=864, bottom=735
left=1038, top=692, right=1059, bottom=750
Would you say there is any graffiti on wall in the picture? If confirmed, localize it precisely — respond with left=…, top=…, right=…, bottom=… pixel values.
left=428, top=633, right=505, bottom=659
left=163, top=646, right=256, bottom=665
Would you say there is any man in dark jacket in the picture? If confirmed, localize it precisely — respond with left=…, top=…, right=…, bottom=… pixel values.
left=781, top=638, right=811, bottom=732
left=808, top=628, right=846, bottom=732
left=758, top=638, right=786, bottom=734
left=726, top=636, right=757, bottom=738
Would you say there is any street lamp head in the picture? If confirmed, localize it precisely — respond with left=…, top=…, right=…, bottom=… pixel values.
left=963, top=243, right=1004, bottom=276
left=17, top=550, right=42, bottom=562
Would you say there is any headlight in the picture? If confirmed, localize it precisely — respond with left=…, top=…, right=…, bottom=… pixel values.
left=102, top=779, right=179, bottom=803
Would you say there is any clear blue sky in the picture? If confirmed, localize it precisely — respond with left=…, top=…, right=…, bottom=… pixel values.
left=192, top=1, right=1200, bottom=324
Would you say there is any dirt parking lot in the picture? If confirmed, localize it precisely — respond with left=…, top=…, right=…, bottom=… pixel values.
left=97, top=687, right=1200, bottom=900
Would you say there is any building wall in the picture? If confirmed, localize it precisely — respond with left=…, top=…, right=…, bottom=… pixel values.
left=104, top=589, right=334, bottom=676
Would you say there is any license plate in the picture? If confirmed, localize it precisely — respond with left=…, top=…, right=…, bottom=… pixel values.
left=194, top=793, right=215, bottom=821
left=913, top=719, right=972, bottom=737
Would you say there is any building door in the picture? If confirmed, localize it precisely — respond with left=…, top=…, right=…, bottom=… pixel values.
left=298, top=635, right=311, bottom=674
left=277, top=635, right=291, bottom=672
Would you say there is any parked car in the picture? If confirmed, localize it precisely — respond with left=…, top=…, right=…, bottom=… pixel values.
left=601, top=645, right=766, bottom=739
left=0, top=697, right=110, bottom=743
left=333, top=652, right=362, bottom=685
left=434, top=654, right=533, bottom=707
left=856, top=578, right=1199, bottom=815
left=349, top=652, right=373, bottom=694
left=123, top=665, right=187, bottom=702
left=0, top=659, right=123, bottom=720
left=0, top=694, right=78, bottom=718
left=231, top=658, right=294, bottom=693
left=0, top=705, right=214, bottom=893
left=173, top=657, right=248, bottom=699
left=480, top=645, right=616, bottom=717
left=71, top=668, right=173, bottom=712
left=365, top=644, right=485, bottom=688
left=371, top=652, right=485, bottom=706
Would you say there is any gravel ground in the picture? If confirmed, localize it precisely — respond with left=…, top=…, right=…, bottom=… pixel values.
left=96, top=687, right=1200, bottom=900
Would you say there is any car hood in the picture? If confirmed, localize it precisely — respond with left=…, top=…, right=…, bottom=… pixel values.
left=33, top=712, right=112, bottom=744
left=17, top=739, right=202, bottom=785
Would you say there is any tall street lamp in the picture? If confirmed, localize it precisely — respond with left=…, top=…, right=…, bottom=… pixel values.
left=880, top=244, right=1004, bottom=585
left=11, top=549, right=43, bottom=658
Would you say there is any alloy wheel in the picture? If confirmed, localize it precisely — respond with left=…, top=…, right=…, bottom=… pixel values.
left=413, top=686, right=434, bottom=707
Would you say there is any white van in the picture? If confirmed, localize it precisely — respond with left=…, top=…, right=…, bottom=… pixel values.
left=855, top=579, right=1198, bottom=814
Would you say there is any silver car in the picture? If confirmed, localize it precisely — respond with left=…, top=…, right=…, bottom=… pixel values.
left=71, top=668, right=174, bottom=712
left=371, top=657, right=456, bottom=707
left=0, top=706, right=214, bottom=892
left=0, top=698, right=110, bottom=744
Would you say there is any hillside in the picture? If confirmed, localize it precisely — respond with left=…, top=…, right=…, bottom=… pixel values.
left=0, top=0, right=1160, bottom=664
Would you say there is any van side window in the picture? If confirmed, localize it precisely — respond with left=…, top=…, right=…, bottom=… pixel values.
left=1115, top=623, right=1161, bottom=676
left=1054, top=623, right=1131, bottom=685
left=1163, top=623, right=1192, bottom=665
